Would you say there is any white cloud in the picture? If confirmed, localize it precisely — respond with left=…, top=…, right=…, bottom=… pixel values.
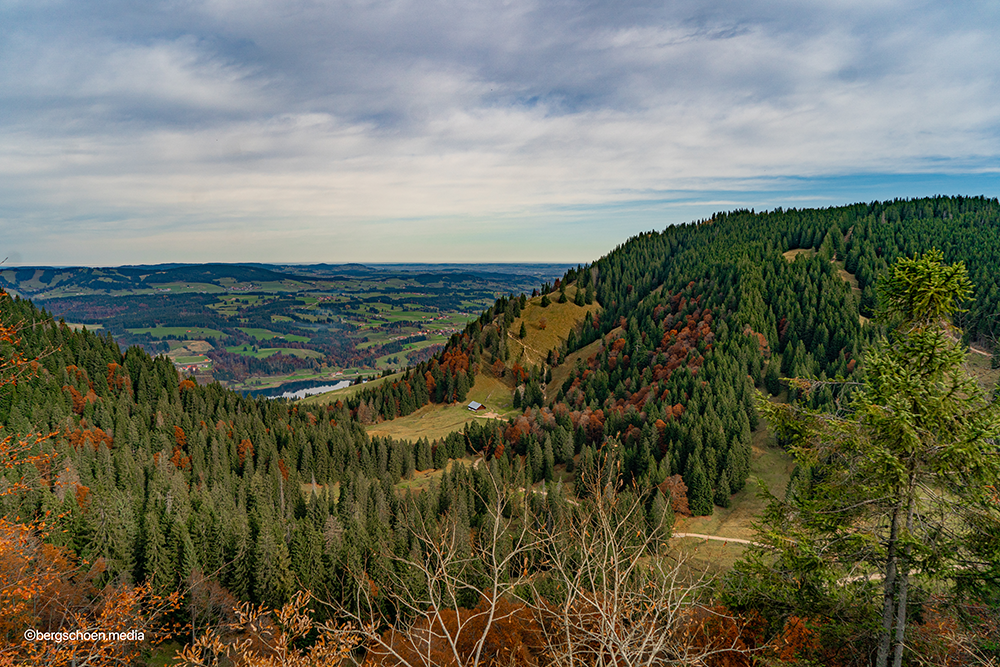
left=1, top=0, right=999, bottom=264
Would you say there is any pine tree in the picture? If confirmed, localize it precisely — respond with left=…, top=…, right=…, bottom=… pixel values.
left=252, top=523, right=294, bottom=607
left=713, top=474, right=731, bottom=508
left=542, top=436, right=555, bottom=482
left=749, top=250, right=1000, bottom=667
left=139, top=510, right=171, bottom=594
left=683, top=453, right=712, bottom=516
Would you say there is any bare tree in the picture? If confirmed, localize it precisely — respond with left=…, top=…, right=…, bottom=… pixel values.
left=332, top=459, right=754, bottom=667
left=529, top=471, right=753, bottom=667
left=339, top=465, right=543, bottom=667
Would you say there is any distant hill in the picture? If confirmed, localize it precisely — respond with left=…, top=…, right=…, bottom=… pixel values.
left=0, top=262, right=574, bottom=299
left=0, top=263, right=304, bottom=298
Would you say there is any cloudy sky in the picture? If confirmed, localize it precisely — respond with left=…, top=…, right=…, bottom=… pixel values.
left=2, top=0, right=999, bottom=266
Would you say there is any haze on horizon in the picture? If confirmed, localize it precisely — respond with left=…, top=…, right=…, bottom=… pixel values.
left=2, top=0, right=999, bottom=266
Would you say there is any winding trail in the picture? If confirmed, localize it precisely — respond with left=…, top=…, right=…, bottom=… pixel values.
left=670, top=532, right=765, bottom=548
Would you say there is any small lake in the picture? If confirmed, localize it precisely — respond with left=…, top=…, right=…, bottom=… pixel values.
left=240, top=378, right=351, bottom=400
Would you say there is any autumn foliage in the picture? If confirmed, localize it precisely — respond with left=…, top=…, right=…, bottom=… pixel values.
left=0, top=300, right=178, bottom=666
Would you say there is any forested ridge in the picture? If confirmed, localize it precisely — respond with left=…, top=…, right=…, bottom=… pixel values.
left=2, top=195, right=999, bottom=665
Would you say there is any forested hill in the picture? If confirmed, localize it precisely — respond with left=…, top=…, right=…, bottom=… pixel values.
left=1, top=195, right=999, bottom=644
left=341, top=195, right=1000, bottom=514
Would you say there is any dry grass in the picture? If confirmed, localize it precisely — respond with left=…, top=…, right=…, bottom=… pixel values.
left=365, top=379, right=514, bottom=444
left=964, top=346, right=1000, bottom=392
left=467, top=374, right=514, bottom=410
left=671, top=426, right=795, bottom=570
left=509, top=286, right=598, bottom=369
left=831, top=260, right=861, bottom=294
left=782, top=248, right=816, bottom=261
left=548, top=337, right=602, bottom=402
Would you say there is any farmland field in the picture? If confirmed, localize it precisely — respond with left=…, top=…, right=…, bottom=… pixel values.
left=224, top=346, right=323, bottom=359
left=128, top=326, right=225, bottom=339
left=14, top=262, right=573, bottom=394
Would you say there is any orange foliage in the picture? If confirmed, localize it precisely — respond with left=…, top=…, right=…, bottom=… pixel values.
left=772, top=616, right=819, bottom=661
left=659, top=475, right=690, bottom=516
left=364, top=597, right=545, bottom=667
left=238, top=439, right=254, bottom=466
left=106, top=363, right=130, bottom=394
left=683, top=605, right=762, bottom=667
left=63, top=385, right=86, bottom=415
left=0, top=298, right=180, bottom=665
left=441, top=348, right=469, bottom=374
left=65, top=421, right=113, bottom=451
left=179, top=378, right=197, bottom=392
left=504, top=415, right=533, bottom=445
left=170, top=445, right=191, bottom=471
left=510, top=363, right=528, bottom=383
left=74, top=483, right=90, bottom=510
left=587, top=410, right=605, bottom=442
left=174, top=425, right=187, bottom=448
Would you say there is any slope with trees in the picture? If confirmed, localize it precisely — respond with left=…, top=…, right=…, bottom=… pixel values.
left=2, top=195, right=1000, bottom=665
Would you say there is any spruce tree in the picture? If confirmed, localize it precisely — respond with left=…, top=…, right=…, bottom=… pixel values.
left=713, top=474, right=731, bottom=508
left=683, top=453, right=712, bottom=516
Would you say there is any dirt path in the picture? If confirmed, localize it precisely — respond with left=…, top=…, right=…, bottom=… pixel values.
left=670, top=532, right=765, bottom=547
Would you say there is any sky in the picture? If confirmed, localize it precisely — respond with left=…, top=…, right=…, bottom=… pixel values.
left=2, top=0, right=1000, bottom=266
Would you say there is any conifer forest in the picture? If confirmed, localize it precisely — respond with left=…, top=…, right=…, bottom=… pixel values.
left=2, top=195, right=999, bottom=666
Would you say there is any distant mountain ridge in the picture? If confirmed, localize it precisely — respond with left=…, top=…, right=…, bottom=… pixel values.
left=0, top=262, right=572, bottom=300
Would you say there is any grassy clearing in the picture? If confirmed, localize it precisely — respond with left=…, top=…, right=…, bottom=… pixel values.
left=128, top=326, right=225, bottom=339
left=510, top=287, right=597, bottom=369
left=671, top=426, right=794, bottom=570
left=466, top=374, right=513, bottom=411
left=362, top=374, right=514, bottom=443
left=831, top=260, right=861, bottom=294
left=172, top=355, right=209, bottom=364
left=367, top=399, right=507, bottom=443
left=395, top=456, right=480, bottom=493
left=224, top=346, right=323, bottom=359
left=548, top=337, right=602, bottom=402
left=784, top=250, right=868, bottom=324
left=238, top=327, right=310, bottom=342
left=64, top=322, right=104, bottom=331
left=964, top=346, right=999, bottom=391
left=782, top=248, right=816, bottom=261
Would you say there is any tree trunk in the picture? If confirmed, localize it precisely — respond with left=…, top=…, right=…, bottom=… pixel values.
left=876, top=501, right=902, bottom=667
left=891, top=495, right=916, bottom=667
